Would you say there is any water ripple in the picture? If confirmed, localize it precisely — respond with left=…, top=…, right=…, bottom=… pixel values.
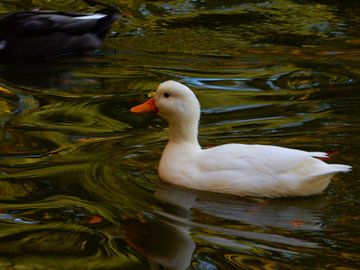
left=0, top=0, right=358, bottom=269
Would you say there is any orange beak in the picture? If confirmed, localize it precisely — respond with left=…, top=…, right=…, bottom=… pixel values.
left=130, top=97, right=158, bottom=113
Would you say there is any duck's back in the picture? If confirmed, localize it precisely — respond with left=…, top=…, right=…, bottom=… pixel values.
left=0, top=9, right=118, bottom=59
left=166, top=143, right=351, bottom=198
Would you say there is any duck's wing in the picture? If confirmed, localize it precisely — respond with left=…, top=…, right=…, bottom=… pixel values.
left=198, top=143, right=328, bottom=174
left=188, top=144, right=350, bottom=197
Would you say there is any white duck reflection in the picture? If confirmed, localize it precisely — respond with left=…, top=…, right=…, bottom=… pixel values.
left=124, top=183, right=326, bottom=270
left=124, top=186, right=196, bottom=270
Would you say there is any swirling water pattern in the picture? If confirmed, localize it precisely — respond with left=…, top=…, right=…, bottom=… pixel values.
left=0, top=1, right=359, bottom=269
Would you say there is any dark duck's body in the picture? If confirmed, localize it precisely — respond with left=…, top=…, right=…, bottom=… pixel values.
left=0, top=8, right=118, bottom=60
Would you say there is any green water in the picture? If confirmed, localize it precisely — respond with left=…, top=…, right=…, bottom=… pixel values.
left=0, top=0, right=359, bottom=269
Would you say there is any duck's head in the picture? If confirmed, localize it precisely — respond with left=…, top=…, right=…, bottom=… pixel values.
left=131, top=81, right=201, bottom=124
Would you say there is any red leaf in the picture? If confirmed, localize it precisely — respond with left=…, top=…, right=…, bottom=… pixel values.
left=290, top=219, right=305, bottom=227
left=88, top=216, right=103, bottom=224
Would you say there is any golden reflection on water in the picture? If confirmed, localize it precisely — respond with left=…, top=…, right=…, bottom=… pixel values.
left=0, top=0, right=359, bottom=269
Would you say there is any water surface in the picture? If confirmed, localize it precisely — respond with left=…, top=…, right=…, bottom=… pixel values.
left=0, top=0, right=359, bottom=269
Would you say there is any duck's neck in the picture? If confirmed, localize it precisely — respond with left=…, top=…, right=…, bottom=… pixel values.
left=167, top=119, right=200, bottom=147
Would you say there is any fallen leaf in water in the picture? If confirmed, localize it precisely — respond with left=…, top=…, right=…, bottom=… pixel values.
left=318, top=150, right=340, bottom=161
left=264, top=261, right=277, bottom=270
left=290, top=219, right=305, bottom=227
left=346, top=39, right=360, bottom=44
left=78, top=137, right=106, bottom=143
left=88, top=215, right=103, bottom=224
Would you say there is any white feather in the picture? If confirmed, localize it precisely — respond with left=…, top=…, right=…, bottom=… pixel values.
left=74, top=14, right=106, bottom=20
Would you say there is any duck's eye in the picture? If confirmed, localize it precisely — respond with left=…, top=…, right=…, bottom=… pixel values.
left=164, top=92, right=170, bottom=98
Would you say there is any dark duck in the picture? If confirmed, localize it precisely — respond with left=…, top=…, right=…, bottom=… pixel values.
left=0, top=7, right=118, bottom=60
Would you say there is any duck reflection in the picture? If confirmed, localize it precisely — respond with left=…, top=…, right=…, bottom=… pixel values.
left=123, top=182, right=326, bottom=269
left=0, top=62, right=89, bottom=90
left=124, top=186, right=196, bottom=270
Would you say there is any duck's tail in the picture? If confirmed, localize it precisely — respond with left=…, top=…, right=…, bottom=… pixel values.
left=309, top=151, right=352, bottom=175
left=310, top=163, right=352, bottom=178
left=84, top=0, right=120, bottom=39
left=94, top=11, right=118, bottom=39
left=328, top=164, right=352, bottom=173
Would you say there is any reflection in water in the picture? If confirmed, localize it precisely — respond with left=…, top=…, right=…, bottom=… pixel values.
left=119, top=181, right=329, bottom=269
left=0, top=0, right=359, bottom=269
left=124, top=215, right=195, bottom=270
left=0, top=63, right=76, bottom=89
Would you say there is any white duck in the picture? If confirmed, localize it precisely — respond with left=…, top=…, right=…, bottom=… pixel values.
left=131, top=81, right=351, bottom=198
